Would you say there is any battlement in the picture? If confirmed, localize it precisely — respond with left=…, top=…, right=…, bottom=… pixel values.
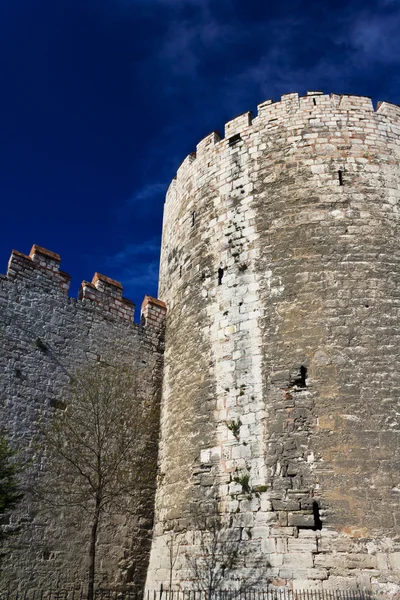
left=4, top=245, right=166, bottom=326
left=79, top=272, right=135, bottom=322
left=168, top=91, right=400, bottom=191
left=7, top=245, right=71, bottom=293
left=141, top=295, right=167, bottom=329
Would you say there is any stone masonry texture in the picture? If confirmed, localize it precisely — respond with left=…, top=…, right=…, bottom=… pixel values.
left=0, top=245, right=166, bottom=592
left=2, top=91, right=400, bottom=597
left=145, top=92, right=400, bottom=596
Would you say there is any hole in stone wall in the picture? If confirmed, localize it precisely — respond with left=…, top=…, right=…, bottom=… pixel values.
left=229, top=133, right=241, bottom=147
left=290, top=365, right=308, bottom=388
left=192, top=211, right=196, bottom=227
left=313, top=98, right=316, bottom=106
left=297, top=501, right=322, bottom=531
left=218, top=268, right=224, bottom=285
left=50, top=398, right=66, bottom=410
left=313, top=501, right=322, bottom=530
left=338, top=170, right=344, bottom=186
left=300, top=365, right=307, bottom=387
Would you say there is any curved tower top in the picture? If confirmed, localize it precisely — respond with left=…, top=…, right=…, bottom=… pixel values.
left=148, top=91, right=400, bottom=596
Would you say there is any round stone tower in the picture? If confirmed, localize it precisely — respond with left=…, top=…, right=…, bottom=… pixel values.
left=146, top=91, right=400, bottom=595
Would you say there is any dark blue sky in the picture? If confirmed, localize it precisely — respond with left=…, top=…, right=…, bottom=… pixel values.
left=1, top=0, right=399, bottom=317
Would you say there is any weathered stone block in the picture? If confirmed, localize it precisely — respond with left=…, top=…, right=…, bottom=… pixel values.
left=288, top=512, right=315, bottom=527
left=283, top=552, right=314, bottom=568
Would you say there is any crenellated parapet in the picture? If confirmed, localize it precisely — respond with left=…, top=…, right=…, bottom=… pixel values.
left=7, top=245, right=71, bottom=293
left=4, top=244, right=166, bottom=326
left=0, top=243, right=167, bottom=593
left=166, top=90, right=400, bottom=197
left=141, top=295, right=167, bottom=330
left=79, top=272, right=135, bottom=322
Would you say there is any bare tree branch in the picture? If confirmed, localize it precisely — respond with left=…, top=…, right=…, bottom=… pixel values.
left=35, top=364, right=154, bottom=600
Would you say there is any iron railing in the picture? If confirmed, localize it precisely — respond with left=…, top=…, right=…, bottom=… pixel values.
left=0, top=589, right=375, bottom=600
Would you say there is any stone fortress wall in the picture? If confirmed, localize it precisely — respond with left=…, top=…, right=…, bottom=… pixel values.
left=0, top=245, right=166, bottom=591
left=146, top=92, right=400, bottom=595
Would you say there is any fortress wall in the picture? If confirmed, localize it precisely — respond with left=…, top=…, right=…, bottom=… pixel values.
left=0, top=245, right=166, bottom=592
left=147, top=92, right=400, bottom=594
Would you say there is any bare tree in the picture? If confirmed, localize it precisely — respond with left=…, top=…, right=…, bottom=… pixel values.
left=166, top=533, right=182, bottom=591
left=184, top=504, right=268, bottom=598
left=0, top=433, right=24, bottom=556
left=38, top=364, right=157, bottom=600
left=186, top=514, right=241, bottom=600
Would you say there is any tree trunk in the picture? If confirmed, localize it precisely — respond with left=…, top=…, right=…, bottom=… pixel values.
left=87, top=502, right=101, bottom=600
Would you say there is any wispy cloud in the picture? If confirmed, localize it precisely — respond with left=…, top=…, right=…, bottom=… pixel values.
left=125, top=182, right=168, bottom=207
left=107, top=239, right=161, bottom=268
left=106, top=239, right=161, bottom=303
left=351, top=11, right=400, bottom=64
left=159, top=8, right=234, bottom=77
left=110, top=182, right=168, bottom=227
left=121, top=261, right=160, bottom=295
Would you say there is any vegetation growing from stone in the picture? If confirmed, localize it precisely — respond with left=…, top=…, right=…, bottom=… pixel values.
left=233, top=473, right=251, bottom=496
left=37, top=365, right=157, bottom=600
left=226, top=418, right=242, bottom=440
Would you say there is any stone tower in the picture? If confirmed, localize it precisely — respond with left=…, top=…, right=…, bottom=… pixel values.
left=146, top=92, right=400, bottom=594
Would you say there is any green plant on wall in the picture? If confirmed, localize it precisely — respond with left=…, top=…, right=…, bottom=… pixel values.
left=226, top=418, right=242, bottom=440
left=234, top=472, right=251, bottom=495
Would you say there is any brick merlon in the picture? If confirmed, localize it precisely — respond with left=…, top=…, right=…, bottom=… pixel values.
left=29, top=245, right=61, bottom=262
left=11, top=250, right=33, bottom=263
left=92, top=272, right=123, bottom=290
left=141, top=295, right=167, bottom=311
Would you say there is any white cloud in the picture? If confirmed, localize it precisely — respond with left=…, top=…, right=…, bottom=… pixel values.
left=107, top=238, right=161, bottom=268
left=351, top=12, right=400, bottom=63
left=157, top=4, right=234, bottom=77
left=126, top=182, right=168, bottom=206
left=122, top=261, right=160, bottom=292
left=106, top=239, right=161, bottom=299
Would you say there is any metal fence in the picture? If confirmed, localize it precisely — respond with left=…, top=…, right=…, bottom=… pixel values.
left=0, top=589, right=375, bottom=600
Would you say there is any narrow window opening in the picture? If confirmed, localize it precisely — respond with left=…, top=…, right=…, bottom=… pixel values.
left=192, top=211, right=196, bottom=227
left=338, top=170, right=344, bottom=186
left=313, top=501, right=322, bottom=530
left=313, top=98, right=317, bottom=106
left=218, top=268, right=224, bottom=285
left=300, top=365, right=307, bottom=387
left=228, top=133, right=241, bottom=147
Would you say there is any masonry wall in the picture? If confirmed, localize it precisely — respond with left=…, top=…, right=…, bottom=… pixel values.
left=146, top=92, right=400, bottom=596
left=0, top=245, right=166, bottom=592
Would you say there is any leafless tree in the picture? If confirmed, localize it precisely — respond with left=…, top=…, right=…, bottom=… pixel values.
left=184, top=512, right=245, bottom=598
left=166, top=533, right=182, bottom=591
left=184, top=502, right=268, bottom=599
left=37, top=364, right=157, bottom=600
